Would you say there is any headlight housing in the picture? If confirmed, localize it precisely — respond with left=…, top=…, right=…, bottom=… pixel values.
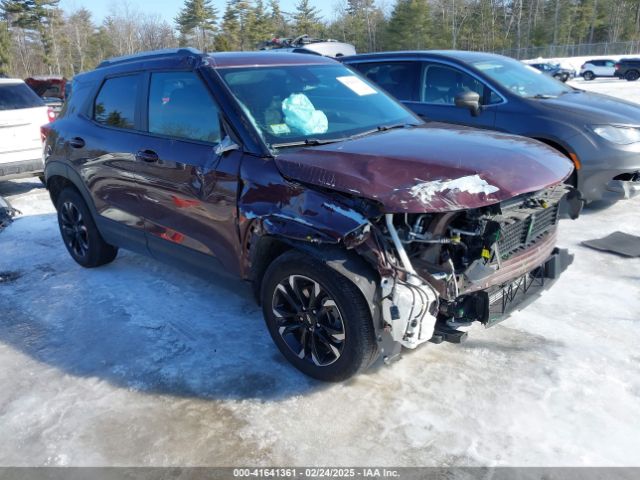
left=591, top=125, right=640, bottom=144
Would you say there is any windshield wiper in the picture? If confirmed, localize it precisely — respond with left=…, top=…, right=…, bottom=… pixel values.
left=272, top=138, right=343, bottom=148
left=377, top=123, right=416, bottom=132
left=271, top=124, right=418, bottom=149
left=527, top=94, right=557, bottom=99
left=347, top=123, right=417, bottom=141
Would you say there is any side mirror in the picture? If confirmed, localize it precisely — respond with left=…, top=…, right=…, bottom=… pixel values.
left=214, top=135, right=240, bottom=157
left=454, top=91, right=481, bottom=117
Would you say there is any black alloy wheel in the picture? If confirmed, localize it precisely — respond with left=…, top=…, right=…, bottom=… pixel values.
left=261, top=250, right=378, bottom=381
left=56, top=187, right=118, bottom=267
left=625, top=70, right=640, bottom=81
left=272, top=274, right=346, bottom=367
left=59, top=200, right=90, bottom=259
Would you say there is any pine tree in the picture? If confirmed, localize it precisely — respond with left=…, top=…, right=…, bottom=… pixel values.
left=292, top=0, right=322, bottom=36
left=216, top=0, right=240, bottom=51
left=0, top=19, right=11, bottom=74
left=343, top=0, right=383, bottom=52
left=1, top=0, right=60, bottom=70
left=384, top=0, right=430, bottom=50
left=268, top=0, right=288, bottom=37
left=246, top=0, right=274, bottom=48
left=233, top=0, right=252, bottom=50
left=175, top=0, right=217, bottom=50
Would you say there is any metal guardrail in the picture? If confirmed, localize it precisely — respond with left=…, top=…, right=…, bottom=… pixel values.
left=498, top=41, right=640, bottom=59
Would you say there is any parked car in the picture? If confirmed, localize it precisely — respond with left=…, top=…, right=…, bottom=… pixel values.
left=259, top=34, right=356, bottom=58
left=580, top=59, right=617, bottom=80
left=43, top=48, right=581, bottom=381
left=528, top=62, right=573, bottom=82
left=343, top=51, right=640, bottom=201
left=614, top=58, right=640, bottom=81
left=25, top=75, right=67, bottom=117
left=0, top=78, right=52, bottom=182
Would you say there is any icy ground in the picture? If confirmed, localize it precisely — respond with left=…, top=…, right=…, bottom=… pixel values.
left=1, top=80, right=639, bottom=467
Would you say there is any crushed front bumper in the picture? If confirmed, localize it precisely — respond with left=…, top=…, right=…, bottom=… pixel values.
left=483, top=247, right=573, bottom=327
left=606, top=172, right=640, bottom=199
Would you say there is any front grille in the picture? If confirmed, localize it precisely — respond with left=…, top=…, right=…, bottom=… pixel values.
left=497, top=204, right=559, bottom=259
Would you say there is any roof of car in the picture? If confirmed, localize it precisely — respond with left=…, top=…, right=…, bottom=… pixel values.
left=96, top=48, right=337, bottom=70
left=342, top=50, right=508, bottom=63
left=209, top=51, right=337, bottom=68
left=25, top=75, right=66, bottom=81
left=0, top=78, right=25, bottom=84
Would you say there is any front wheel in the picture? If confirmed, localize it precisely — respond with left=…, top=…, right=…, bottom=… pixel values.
left=583, top=71, right=595, bottom=81
left=261, top=250, right=378, bottom=381
left=56, top=187, right=118, bottom=268
left=625, top=70, right=640, bottom=81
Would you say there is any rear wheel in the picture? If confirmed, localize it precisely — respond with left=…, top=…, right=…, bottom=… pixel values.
left=583, top=71, right=595, bottom=81
left=625, top=70, right=640, bottom=81
left=261, top=250, right=378, bottom=381
left=56, top=187, right=118, bottom=268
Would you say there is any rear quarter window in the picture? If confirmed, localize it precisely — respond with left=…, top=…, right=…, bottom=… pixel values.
left=0, top=83, right=45, bottom=110
left=93, top=75, right=139, bottom=129
left=353, top=62, right=419, bottom=101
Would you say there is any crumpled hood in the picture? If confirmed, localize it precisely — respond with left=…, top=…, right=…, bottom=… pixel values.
left=274, top=123, right=573, bottom=212
left=536, top=90, right=640, bottom=124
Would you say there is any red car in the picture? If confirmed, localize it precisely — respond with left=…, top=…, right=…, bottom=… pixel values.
left=24, top=75, right=67, bottom=116
left=43, top=49, right=581, bottom=381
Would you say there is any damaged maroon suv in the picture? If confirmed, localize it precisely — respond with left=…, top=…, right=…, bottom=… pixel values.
left=44, top=49, right=582, bottom=381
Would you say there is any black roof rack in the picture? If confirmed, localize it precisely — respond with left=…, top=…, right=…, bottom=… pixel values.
left=97, top=48, right=203, bottom=69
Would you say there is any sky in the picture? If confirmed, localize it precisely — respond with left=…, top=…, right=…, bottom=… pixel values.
left=58, top=0, right=336, bottom=25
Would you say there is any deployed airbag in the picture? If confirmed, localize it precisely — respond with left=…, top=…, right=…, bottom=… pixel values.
left=282, top=93, right=328, bottom=135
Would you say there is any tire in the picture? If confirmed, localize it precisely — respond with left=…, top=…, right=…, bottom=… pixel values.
left=261, top=250, right=378, bottom=382
left=56, top=187, right=118, bottom=268
left=625, top=70, right=640, bottom=81
left=583, top=71, right=595, bottom=81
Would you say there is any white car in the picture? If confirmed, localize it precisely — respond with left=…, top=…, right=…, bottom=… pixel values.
left=0, top=78, right=53, bottom=181
left=580, top=59, right=617, bottom=80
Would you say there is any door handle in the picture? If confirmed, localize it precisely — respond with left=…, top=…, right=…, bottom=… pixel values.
left=135, top=150, right=159, bottom=163
left=68, top=137, right=85, bottom=148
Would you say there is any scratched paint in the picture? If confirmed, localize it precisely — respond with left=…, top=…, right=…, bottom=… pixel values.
left=409, top=175, right=501, bottom=205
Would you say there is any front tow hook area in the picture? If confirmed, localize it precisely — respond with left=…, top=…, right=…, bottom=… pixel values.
left=429, top=327, right=468, bottom=344
left=606, top=172, right=640, bottom=199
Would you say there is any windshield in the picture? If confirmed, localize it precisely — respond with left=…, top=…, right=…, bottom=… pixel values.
left=218, top=64, right=420, bottom=148
left=472, top=57, right=572, bottom=98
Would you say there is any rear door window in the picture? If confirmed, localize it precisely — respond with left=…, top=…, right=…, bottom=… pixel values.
left=93, top=75, right=140, bottom=129
left=147, top=71, right=222, bottom=144
left=352, top=62, right=419, bottom=101
left=0, top=83, right=45, bottom=110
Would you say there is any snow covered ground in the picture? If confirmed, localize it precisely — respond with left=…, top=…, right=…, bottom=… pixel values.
left=1, top=79, right=639, bottom=467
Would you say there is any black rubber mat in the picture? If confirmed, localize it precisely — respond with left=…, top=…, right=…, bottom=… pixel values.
left=582, top=231, right=640, bottom=257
